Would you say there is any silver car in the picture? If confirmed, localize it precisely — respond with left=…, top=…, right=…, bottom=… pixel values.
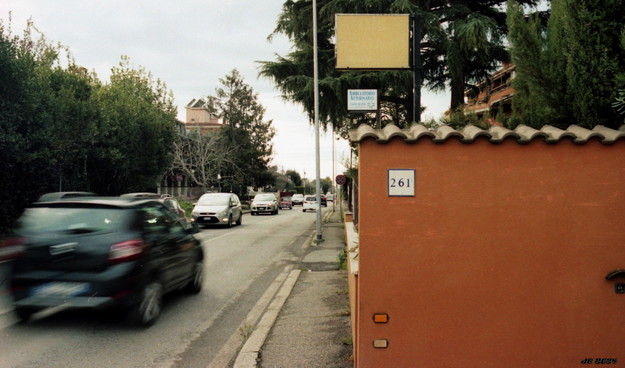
left=251, top=193, right=279, bottom=215
left=192, top=193, right=242, bottom=227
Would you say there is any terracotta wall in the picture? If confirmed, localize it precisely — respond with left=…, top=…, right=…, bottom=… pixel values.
left=356, top=137, right=625, bottom=367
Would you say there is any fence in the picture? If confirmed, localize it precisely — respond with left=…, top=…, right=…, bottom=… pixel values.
left=157, top=186, right=206, bottom=200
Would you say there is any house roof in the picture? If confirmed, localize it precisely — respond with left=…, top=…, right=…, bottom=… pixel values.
left=349, top=124, right=625, bottom=145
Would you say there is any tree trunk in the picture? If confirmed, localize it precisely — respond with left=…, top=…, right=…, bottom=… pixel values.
left=449, top=75, right=465, bottom=112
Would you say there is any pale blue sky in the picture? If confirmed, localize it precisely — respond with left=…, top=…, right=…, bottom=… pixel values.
left=3, top=1, right=449, bottom=179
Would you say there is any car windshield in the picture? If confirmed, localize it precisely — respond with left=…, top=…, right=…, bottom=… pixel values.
left=305, top=196, right=316, bottom=201
left=17, top=206, right=131, bottom=235
left=254, top=194, right=275, bottom=201
left=198, top=194, right=231, bottom=206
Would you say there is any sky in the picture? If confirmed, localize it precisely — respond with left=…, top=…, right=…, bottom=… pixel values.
left=2, top=0, right=449, bottom=181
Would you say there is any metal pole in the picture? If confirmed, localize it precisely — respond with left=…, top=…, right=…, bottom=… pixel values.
left=412, top=13, right=423, bottom=123
left=313, top=0, right=322, bottom=241
left=332, top=125, right=335, bottom=213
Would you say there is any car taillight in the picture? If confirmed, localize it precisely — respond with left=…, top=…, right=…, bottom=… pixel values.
left=109, top=239, right=145, bottom=263
left=0, top=237, right=25, bottom=261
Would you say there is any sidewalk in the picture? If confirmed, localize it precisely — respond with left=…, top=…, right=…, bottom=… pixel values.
left=234, top=207, right=353, bottom=368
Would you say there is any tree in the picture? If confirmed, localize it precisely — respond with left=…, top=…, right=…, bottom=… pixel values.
left=0, top=20, right=100, bottom=233
left=312, top=177, right=333, bottom=195
left=0, top=20, right=181, bottom=233
left=171, top=131, right=241, bottom=192
left=562, top=0, right=625, bottom=127
left=90, top=56, right=178, bottom=194
left=507, top=0, right=625, bottom=128
left=205, top=69, right=275, bottom=192
left=285, top=169, right=303, bottom=187
left=259, top=0, right=539, bottom=136
left=506, top=0, right=555, bottom=127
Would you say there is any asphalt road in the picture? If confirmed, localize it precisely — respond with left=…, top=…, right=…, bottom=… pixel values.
left=0, top=205, right=327, bottom=368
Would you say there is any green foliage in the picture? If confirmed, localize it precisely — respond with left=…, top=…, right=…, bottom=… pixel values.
left=0, top=21, right=178, bottom=233
left=318, top=177, right=333, bottom=195
left=89, top=57, right=177, bottom=194
left=206, top=69, right=276, bottom=193
left=260, top=0, right=538, bottom=137
left=507, top=0, right=625, bottom=129
left=613, top=89, right=625, bottom=121
left=285, top=170, right=303, bottom=187
left=338, top=249, right=347, bottom=270
left=178, top=200, right=195, bottom=218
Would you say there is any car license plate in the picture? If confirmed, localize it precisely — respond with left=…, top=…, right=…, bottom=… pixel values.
left=30, top=282, right=90, bottom=297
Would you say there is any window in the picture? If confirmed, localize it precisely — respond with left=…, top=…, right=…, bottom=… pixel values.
left=142, top=205, right=184, bottom=234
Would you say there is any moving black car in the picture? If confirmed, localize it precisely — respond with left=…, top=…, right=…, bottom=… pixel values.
left=9, top=196, right=204, bottom=326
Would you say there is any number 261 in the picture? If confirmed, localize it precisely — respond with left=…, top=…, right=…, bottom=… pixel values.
left=390, top=178, right=411, bottom=188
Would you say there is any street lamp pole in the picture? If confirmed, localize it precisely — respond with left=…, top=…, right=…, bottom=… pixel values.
left=313, top=0, right=322, bottom=241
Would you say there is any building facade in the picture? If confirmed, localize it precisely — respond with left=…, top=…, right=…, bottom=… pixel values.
left=464, top=63, right=515, bottom=124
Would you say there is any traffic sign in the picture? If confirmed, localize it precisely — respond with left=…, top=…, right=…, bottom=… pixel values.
left=336, top=174, right=347, bottom=185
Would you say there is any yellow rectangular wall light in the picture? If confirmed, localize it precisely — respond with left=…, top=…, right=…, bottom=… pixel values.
left=335, top=14, right=410, bottom=70
left=373, top=339, right=389, bottom=348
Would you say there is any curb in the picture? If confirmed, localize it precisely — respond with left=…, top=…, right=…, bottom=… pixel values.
left=233, top=269, right=302, bottom=368
left=232, top=207, right=338, bottom=368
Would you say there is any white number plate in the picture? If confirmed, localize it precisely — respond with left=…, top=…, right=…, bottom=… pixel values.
left=388, top=169, right=416, bottom=197
left=31, top=282, right=90, bottom=297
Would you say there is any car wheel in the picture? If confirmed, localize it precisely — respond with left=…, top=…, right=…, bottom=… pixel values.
left=236, top=213, right=242, bottom=225
left=131, top=280, right=163, bottom=326
left=187, top=260, right=204, bottom=294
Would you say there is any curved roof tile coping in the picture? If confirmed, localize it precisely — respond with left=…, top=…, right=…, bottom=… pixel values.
left=348, top=123, right=625, bottom=145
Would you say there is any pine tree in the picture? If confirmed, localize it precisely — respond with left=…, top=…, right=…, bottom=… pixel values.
left=507, top=0, right=625, bottom=128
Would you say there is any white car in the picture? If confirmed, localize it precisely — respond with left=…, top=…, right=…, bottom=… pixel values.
left=302, top=195, right=318, bottom=212
left=291, top=193, right=304, bottom=206
left=251, top=193, right=279, bottom=215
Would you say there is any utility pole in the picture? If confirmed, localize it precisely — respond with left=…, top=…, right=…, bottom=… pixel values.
left=313, top=0, right=322, bottom=241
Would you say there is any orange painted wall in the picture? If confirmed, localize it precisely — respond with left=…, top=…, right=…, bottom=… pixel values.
left=356, top=137, right=625, bottom=367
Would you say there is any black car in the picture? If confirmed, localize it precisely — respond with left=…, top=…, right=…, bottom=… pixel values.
left=9, top=197, right=204, bottom=326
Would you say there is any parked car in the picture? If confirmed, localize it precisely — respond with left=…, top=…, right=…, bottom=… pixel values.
left=291, top=193, right=304, bottom=206
left=251, top=193, right=279, bottom=215
left=161, top=197, right=186, bottom=220
left=320, top=195, right=327, bottom=207
left=9, top=197, right=203, bottom=326
left=279, top=197, right=293, bottom=210
left=37, top=191, right=96, bottom=201
left=326, top=193, right=334, bottom=201
left=303, top=195, right=318, bottom=212
left=119, top=192, right=161, bottom=199
left=121, top=193, right=188, bottom=224
left=192, top=193, right=242, bottom=227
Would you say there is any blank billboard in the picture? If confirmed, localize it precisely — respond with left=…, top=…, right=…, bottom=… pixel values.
left=335, top=14, right=410, bottom=70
